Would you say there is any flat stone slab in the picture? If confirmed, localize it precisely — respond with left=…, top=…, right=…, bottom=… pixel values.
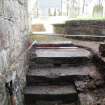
left=33, top=48, right=91, bottom=58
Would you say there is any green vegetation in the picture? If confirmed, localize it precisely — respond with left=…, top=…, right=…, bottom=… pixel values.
left=69, top=16, right=105, bottom=21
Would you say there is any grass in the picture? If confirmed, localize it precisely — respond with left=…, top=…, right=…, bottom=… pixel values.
left=69, top=16, right=105, bottom=21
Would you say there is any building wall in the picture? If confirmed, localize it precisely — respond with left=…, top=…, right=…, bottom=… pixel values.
left=0, top=0, right=29, bottom=105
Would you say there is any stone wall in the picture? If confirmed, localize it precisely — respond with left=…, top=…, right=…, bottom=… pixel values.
left=53, top=24, right=65, bottom=34
left=0, top=0, right=28, bottom=105
left=54, top=20, right=105, bottom=35
left=65, top=20, right=105, bottom=35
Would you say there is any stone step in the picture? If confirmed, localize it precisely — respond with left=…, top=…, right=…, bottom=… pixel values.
left=27, top=64, right=95, bottom=86
left=30, top=48, right=92, bottom=64
left=24, top=85, right=78, bottom=105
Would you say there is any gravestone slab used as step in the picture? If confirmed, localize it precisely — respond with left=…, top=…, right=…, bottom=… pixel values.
left=24, top=85, right=78, bottom=105
left=30, top=48, right=93, bottom=65
left=31, top=48, right=92, bottom=58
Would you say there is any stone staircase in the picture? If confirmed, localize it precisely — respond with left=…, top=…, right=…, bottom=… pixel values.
left=24, top=43, right=94, bottom=105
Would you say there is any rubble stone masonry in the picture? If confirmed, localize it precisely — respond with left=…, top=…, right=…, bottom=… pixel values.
left=54, top=20, right=105, bottom=36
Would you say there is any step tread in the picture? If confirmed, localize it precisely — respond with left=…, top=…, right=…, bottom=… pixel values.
left=24, top=85, right=77, bottom=95
left=31, top=48, right=91, bottom=58
left=27, top=65, right=95, bottom=78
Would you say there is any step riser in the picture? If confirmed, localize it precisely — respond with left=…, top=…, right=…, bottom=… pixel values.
left=27, top=76, right=73, bottom=86
left=24, top=94, right=78, bottom=105
left=30, top=57, right=91, bottom=64
left=26, top=76, right=88, bottom=86
left=32, top=43, right=73, bottom=47
left=29, top=63, right=91, bottom=69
